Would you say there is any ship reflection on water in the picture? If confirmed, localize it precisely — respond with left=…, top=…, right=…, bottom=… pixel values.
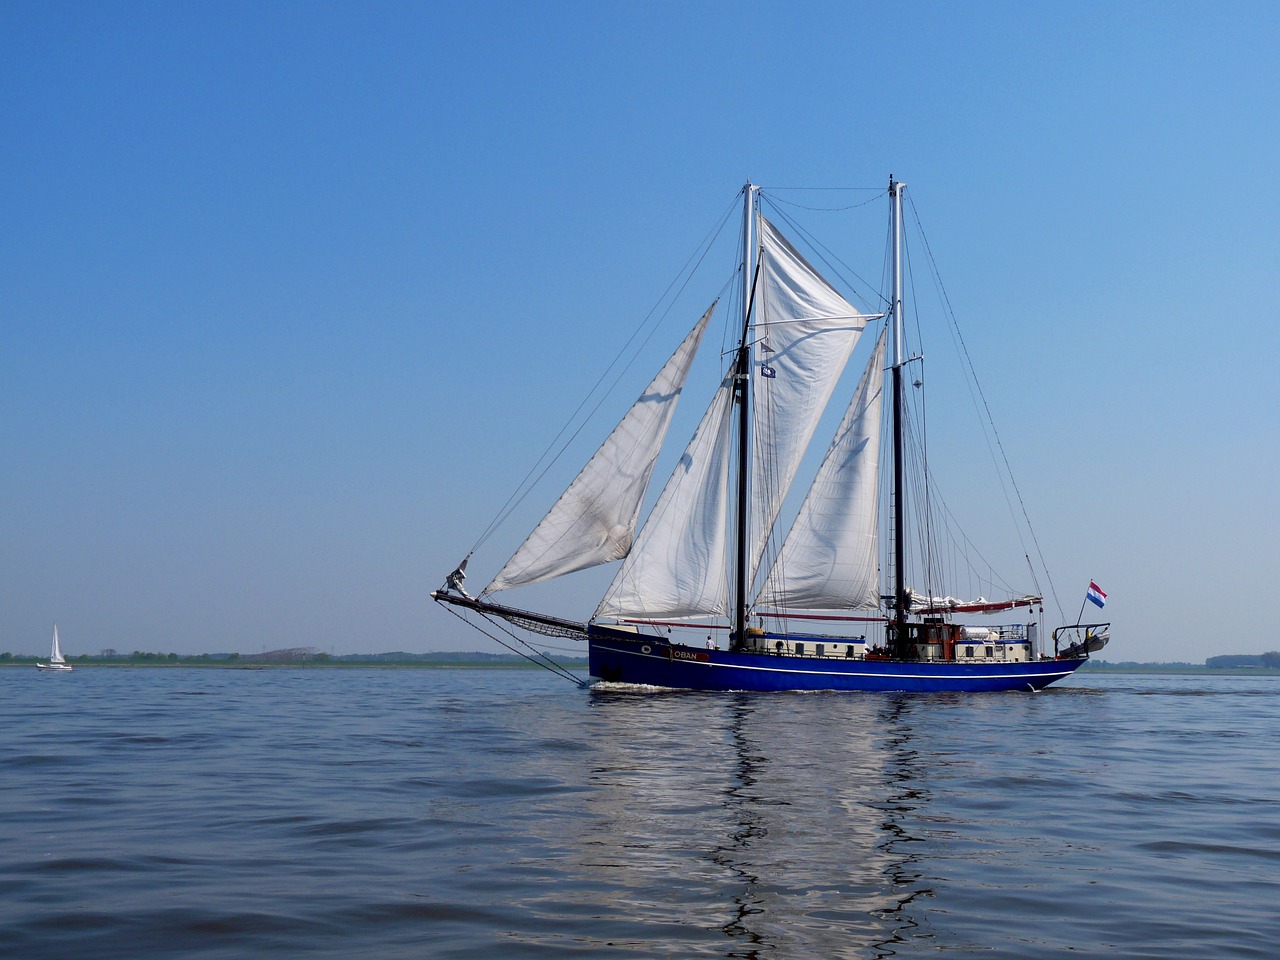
left=584, top=688, right=942, bottom=958
left=866, top=696, right=935, bottom=958
left=713, top=694, right=936, bottom=959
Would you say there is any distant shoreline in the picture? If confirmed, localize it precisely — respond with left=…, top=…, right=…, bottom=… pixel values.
left=0, top=650, right=586, bottom=669
left=1082, top=663, right=1280, bottom=676
left=2, top=659, right=589, bottom=670
left=4, top=658, right=1278, bottom=676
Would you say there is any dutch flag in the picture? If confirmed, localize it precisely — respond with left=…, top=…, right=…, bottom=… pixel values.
left=1086, top=581, right=1107, bottom=608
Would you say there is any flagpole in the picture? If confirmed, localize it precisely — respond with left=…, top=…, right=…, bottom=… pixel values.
left=1078, top=580, right=1105, bottom=624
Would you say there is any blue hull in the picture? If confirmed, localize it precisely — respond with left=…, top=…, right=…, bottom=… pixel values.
left=588, top=627, right=1084, bottom=693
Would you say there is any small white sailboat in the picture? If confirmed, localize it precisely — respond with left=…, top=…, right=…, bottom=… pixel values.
left=36, top=625, right=73, bottom=672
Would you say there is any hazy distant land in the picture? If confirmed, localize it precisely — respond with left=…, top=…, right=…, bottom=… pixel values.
left=4, top=649, right=1280, bottom=673
left=1, top=649, right=587, bottom=668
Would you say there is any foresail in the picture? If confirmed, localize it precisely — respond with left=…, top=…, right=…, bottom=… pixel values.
left=485, top=304, right=714, bottom=594
left=756, top=329, right=885, bottom=610
left=749, top=218, right=874, bottom=580
left=594, top=377, right=734, bottom=621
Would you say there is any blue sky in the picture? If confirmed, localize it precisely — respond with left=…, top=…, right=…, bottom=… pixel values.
left=3, top=1, right=1277, bottom=661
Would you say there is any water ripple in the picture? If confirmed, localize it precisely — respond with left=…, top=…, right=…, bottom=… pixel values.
left=1, top=667, right=1278, bottom=958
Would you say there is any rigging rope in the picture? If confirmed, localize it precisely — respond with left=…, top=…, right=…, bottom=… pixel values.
left=761, top=195, right=887, bottom=314
left=764, top=189, right=884, bottom=213
left=890, top=206, right=1033, bottom=611
left=436, top=600, right=587, bottom=688
left=905, top=193, right=1065, bottom=623
left=469, top=194, right=741, bottom=558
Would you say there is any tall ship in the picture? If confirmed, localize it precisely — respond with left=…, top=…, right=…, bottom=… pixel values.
left=434, top=178, right=1109, bottom=692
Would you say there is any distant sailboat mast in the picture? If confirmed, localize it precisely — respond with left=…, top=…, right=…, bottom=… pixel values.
left=889, top=175, right=909, bottom=656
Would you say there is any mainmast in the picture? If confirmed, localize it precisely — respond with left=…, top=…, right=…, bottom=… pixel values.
left=889, top=175, right=909, bottom=657
left=732, top=182, right=758, bottom=649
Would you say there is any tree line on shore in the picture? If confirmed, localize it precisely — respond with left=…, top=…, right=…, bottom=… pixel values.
left=1204, top=652, right=1280, bottom=669
left=0, top=649, right=584, bottom=666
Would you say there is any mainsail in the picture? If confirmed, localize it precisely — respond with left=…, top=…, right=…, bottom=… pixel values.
left=485, top=304, right=714, bottom=594
left=747, top=218, right=875, bottom=584
left=757, top=329, right=886, bottom=610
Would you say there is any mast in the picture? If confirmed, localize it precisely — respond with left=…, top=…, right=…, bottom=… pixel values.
left=733, top=182, right=758, bottom=648
left=889, top=175, right=908, bottom=657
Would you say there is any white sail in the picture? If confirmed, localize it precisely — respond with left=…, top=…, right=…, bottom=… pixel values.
left=485, top=304, right=714, bottom=594
left=748, top=218, right=874, bottom=582
left=595, top=377, right=735, bottom=620
left=51, top=625, right=65, bottom=664
left=757, top=329, right=885, bottom=610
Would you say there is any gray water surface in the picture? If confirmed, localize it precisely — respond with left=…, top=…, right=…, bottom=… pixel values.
left=3, top=667, right=1277, bottom=958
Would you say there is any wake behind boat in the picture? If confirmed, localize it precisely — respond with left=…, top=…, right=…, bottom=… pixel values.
left=434, top=177, right=1109, bottom=692
left=35, top=624, right=73, bottom=672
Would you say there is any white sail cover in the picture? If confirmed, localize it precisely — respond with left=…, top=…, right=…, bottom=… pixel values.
left=594, top=377, right=735, bottom=620
left=748, top=218, right=873, bottom=580
left=485, top=305, right=714, bottom=594
left=756, top=329, right=885, bottom=610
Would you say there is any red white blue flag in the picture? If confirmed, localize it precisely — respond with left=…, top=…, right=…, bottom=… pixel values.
left=1086, top=581, right=1107, bottom=608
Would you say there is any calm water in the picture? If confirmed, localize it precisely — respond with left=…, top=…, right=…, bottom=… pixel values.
left=2, top=666, right=1278, bottom=959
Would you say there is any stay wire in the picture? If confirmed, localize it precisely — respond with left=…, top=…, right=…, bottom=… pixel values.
left=906, top=193, right=1065, bottom=623
left=764, top=188, right=885, bottom=213
left=437, top=601, right=586, bottom=688
left=469, top=193, right=741, bottom=560
left=761, top=195, right=888, bottom=314
left=903, top=226, right=939, bottom=602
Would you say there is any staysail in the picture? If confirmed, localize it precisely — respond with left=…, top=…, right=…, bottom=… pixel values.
left=748, top=218, right=875, bottom=584
left=756, top=328, right=886, bottom=610
left=594, top=377, right=735, bottom=620
left=485, top=304, right=714, bottom=594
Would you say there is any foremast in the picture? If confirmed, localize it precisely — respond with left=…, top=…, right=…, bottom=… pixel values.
left=888, top=175, right=910, bottom=658
left=732, top=182, right=759, bottom=650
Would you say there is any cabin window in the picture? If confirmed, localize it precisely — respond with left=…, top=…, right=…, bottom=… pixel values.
left=965, top=646, right=974, bottom=658
left=795, top=642, right=805, bottom=656
left=816, top=643, right=825, bottom=657
left=985, top=646, right=994, bottom=658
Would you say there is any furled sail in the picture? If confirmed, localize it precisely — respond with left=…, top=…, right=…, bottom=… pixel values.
left=594, top=377, right=735, bottom=620
left=907, top=590, right=1042, bottom=614
left=485, top=304, right=714, bottom=594
left=748, top=218, right=876, bottom=581
left=756, top=328, right=885, bottom=610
